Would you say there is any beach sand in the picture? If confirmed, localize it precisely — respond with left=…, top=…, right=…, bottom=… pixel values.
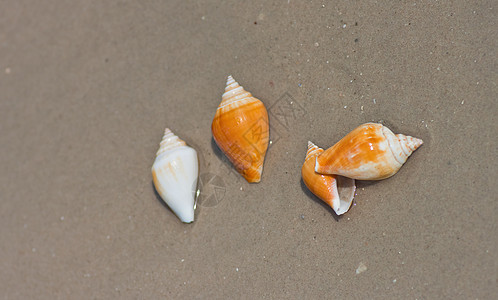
left=0, top=1, right=496, bottom=298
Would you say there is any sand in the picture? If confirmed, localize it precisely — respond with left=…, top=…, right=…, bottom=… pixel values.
left=0, top=1, right=496, bottom=298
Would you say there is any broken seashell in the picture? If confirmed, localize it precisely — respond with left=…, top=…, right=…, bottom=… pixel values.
left=302, top=141, right=356, bottom=215
left=211, top=75, right=269, bottom=183
left=315, top=123, right=423, bottom=180
left=151, top=128, right=199, bottom=223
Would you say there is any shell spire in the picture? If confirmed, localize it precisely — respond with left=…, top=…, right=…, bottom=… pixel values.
left=220, top=75, right=254, bottom=107
left=393, top=133, right=424, bottom=164
left=306, top=141, right=322, bottom=159
left=315, top=123, right=423, bottom=180
left=156, top=128, right=187, bottom=157
left=225, top=75, right=238, bottom=92
left=152, top=128, right=199, bottom=223
left=302, top=141, right=356, bottom=215
left=212, top=76, right=269, bottom=183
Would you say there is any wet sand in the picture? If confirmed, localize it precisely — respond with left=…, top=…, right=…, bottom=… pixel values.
left=0, top=1, right=496, bottom=298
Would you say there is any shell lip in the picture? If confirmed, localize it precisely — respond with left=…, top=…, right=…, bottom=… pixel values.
left=314, top=155, right=327, bottom=174
left=303, top=141, right=356, bottom=216
left=333, top=177, right=356, bottom=216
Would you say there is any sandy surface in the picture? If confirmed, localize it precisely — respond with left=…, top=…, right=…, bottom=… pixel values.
left=0, top=1, right=496, bottom=299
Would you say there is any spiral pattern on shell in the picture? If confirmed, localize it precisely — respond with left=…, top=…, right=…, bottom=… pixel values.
left=156, top=128, right=187, bottom=157
left=211, top=76, right=269, bottom=183
left=305, top=141, right=322, bottom=160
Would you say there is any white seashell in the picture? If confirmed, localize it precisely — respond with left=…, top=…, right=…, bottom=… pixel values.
left=151, top=128, right=199, bottom=223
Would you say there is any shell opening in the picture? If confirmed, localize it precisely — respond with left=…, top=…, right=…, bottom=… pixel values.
left=334, top=176, right=356, bottom=215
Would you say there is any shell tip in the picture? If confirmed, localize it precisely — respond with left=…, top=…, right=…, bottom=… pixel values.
left=253, top=164, right=264, bottom=183
left=243, top=164, right=263, bottom=183
left=244, top=174, right=261, bottom=183
left=396, top=133, right=424, bottom=152
left=305, top=141, right=323, bottom=160
left=224, top=75, right=239, bottom=92
left=178, top=208, right=195, bottom=223
left=307, top=141, right=318, bottom=152
left=334, top=208, right=346, bottom=216
left=408, top=136, right=424, bottom=151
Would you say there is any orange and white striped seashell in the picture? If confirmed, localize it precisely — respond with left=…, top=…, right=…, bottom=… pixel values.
left=211, top=75, right=269, bottom=183
left=302, top=141, right=356, bottom=215
left=151, top=128, right=199, bottom=223
left=315, top=123, right=423, bottom=180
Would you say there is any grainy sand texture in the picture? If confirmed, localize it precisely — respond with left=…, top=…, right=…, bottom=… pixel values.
left=0, top=1, right=496, bottom=299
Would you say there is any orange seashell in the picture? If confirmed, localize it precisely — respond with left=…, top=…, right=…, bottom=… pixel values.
left=315, top=123, right=423, bottom=180
left=211, top=76, right=269, bottom=183
left=302, top=141, right=356, bottom=215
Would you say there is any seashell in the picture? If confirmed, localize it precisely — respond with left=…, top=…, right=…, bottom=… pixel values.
left=151, top=128, right=199, bottom=223
left=211, top=75, right=269, bottom=183
left=315, top=123, right=423, bottom=180
left=302, top=141, right=356, bottom=215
